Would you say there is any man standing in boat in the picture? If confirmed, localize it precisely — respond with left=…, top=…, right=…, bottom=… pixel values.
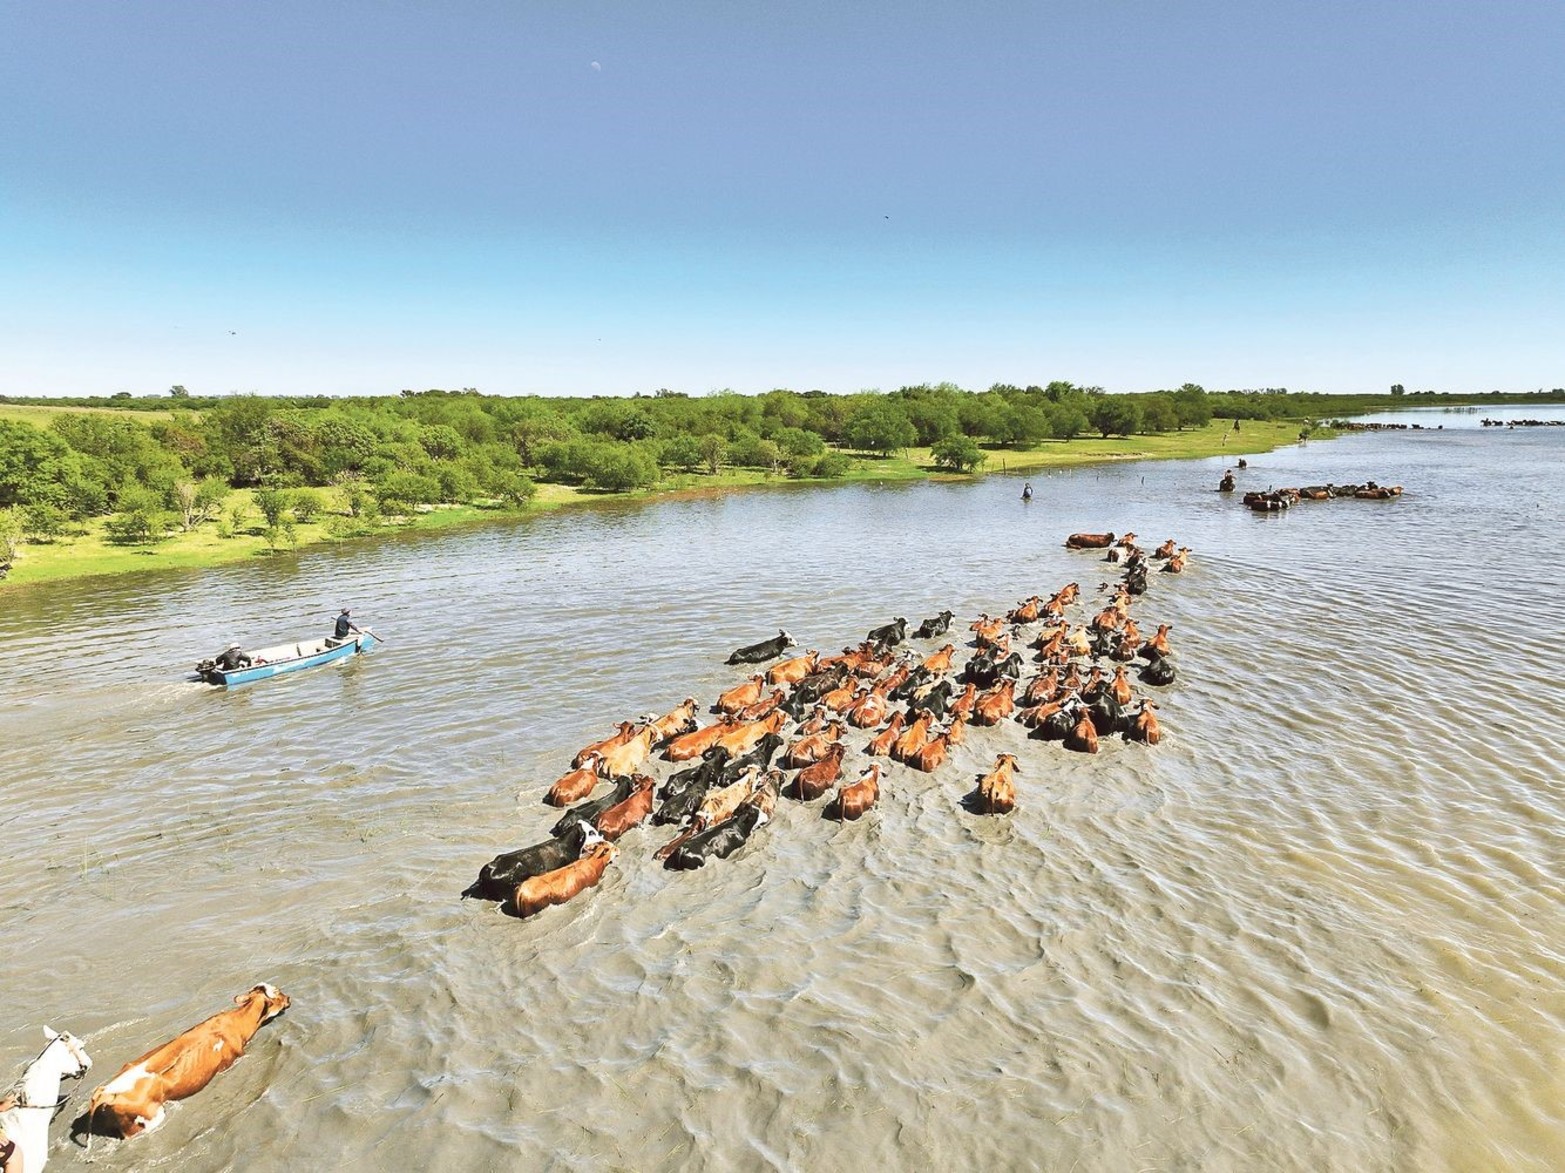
left=328, top=608, right=362, bottom=647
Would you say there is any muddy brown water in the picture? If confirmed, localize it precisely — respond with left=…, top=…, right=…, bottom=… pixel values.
left=3, top=410, right=1563, bottom=1170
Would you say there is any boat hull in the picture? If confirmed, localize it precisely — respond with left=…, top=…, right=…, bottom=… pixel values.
left=200, top=632, right=376, bottom=686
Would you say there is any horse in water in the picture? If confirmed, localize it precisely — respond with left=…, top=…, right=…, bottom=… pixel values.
left=2, top=1028, right=93, bottom=1172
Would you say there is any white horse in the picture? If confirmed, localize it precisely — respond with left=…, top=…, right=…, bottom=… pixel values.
left=1, top=1028, right=93, bottom=1172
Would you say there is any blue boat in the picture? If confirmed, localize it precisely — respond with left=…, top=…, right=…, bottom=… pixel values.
left=196, top=631, right=377, bottom=686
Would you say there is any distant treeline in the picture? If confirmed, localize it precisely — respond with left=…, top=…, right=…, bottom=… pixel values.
left=3, top=384, right=1563, bottom=544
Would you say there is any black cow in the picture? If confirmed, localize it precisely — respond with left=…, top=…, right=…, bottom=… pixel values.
left=726, top=629, right=795, bottom=665
left=1124, top=565, right=1149, bottom=596
left=659, top=747, right=730, bottom=801
left=914, top=610, right=955, bottom=639
left=1031, top=705, right=1081, bottom=742
left=655, top=777, right=711, bottom=826
left=783, top=668, right=848, bottom=719
left=461, top=821, right=602, bottom=901
left=1139, top=654, right=1177, bottom=686
left=719, top=732, right=785, bottom=781
left=962, top=650, right=1023, bottom=688
left=664, top=804, right=769, bottom=870
left=550, top=775, right=638, bottom=837
left=905, top=678, right=955, bottom=717
left=865, top=618, right=908, bottom=649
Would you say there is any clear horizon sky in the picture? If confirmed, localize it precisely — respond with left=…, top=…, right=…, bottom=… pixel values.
left=3, top=2, right=1562, bottom=400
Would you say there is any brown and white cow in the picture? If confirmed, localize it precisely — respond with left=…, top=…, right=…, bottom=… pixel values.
left=572, top=721, right=637, bottom=769
left=86, top=984, right=290, bottom=1138
left=598, top=725, right=657, bottom=778
left=645, top=698, right=699, bottom=746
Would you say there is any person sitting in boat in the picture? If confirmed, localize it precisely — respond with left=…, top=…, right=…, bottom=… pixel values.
left=328, top=608, right=362, bottom=647
left=213, top=643, right=253, bottom=671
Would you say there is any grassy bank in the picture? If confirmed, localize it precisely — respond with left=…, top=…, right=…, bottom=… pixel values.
left=0, top=418, right=1310, bottom=589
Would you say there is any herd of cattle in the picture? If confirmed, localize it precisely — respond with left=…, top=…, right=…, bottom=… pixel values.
left=461, top=529, right=1193, bottom=921
left=1219, top=466, right=1405, bottom=510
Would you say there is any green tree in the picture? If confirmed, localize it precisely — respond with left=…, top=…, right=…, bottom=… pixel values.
left=844, top=399, right=916, bottom=454
left=1390, top=383, right=1406, bottom=397
left=489, top=471, right=538, bottom=508
left=0, top=507, right=21, bottom=567
left=0, top=420, right=83, bottom=508
left=583, top=445, right=659, bottom=491
left=1090, top=396, right=1143, bottom=438
left=1172, top=383, right=1212, bottom=429
left=1139, top=394, right=1179, bottom=433
left=173, top=478, right=230, bottom=530
left=660, top=434, right=703, bottom=472
left=930, top=435, right=987, bottom=473
left=254, top=486, right=291, bottom=528
left=288, top=487, right=324, bottom=522
left=21, top=501, right=68, bottom=542
left=698, top=433, right=727, bottom=474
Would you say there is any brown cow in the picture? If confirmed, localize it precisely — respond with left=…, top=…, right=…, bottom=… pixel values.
left=920, top=643, right=956, bottom=675
left=599, top=725, right=657, bottom=778
left=1152, top=538, right=1177, bottom=560
left=713, top=711, right=789, bottom=758
left=512, top=842, right=616, bottom=918
left=663, top=717, right=737, bottom=762
left=789, top=742, right=846, bottom=800
left=1065, top=531, right=1115, bottom=549
left=1006, top=596, right=1043, bottom=624
left=890, top=712, right=933, bottom=762
left=1022, top=670, right=1059, bottom=705
left=544, top=754, right=602, bottom=807
left=594, top=774, right=655, bottom=840
left=1127, top=699, right=1162, bottom=745
left=972, top=617, right=1007, bottom=648
left=1143, top=623, right=1173, bottom=658
left=972, top=679, right=1015, bottom=726
left=845, top=687, right=889, bottom=729
left=716, top=674, right=766, bottom=715
left=767, top=650, right=820, bottom=687
left=1015, top=697, right=1068, bottom=728
left=796, top=706, right=832, bottom=735
left=864, top=711, right=905, bottom=757
left=1112, top=631, right=1141, bottom=662
left=86, top=985, right=290, bottom=1138
left=645, top=698, right=699, bottom=745
left=1162, top=549, right=1190, bottom=573
left=829, top=764, right=881, bottom=821
left=735, top=690, right=786, bottom=722
left=781, top=722, right=844, bottom=768
left=820, top=679, right=860, bottom=714
left=948, top=682, right=979, bottom=721
left=973, top=754, right=1019, bottom=814
left=906, top=717, right=965, bottom=773
left=1110, top=665, right=1134, bottom=707
left=572, top=721, right=636, bottom=769
left=1064, top=707, right=1099, bottom=754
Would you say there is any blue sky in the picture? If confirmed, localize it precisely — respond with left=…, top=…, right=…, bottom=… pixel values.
left=3, top=1, right=1561, bottom=398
